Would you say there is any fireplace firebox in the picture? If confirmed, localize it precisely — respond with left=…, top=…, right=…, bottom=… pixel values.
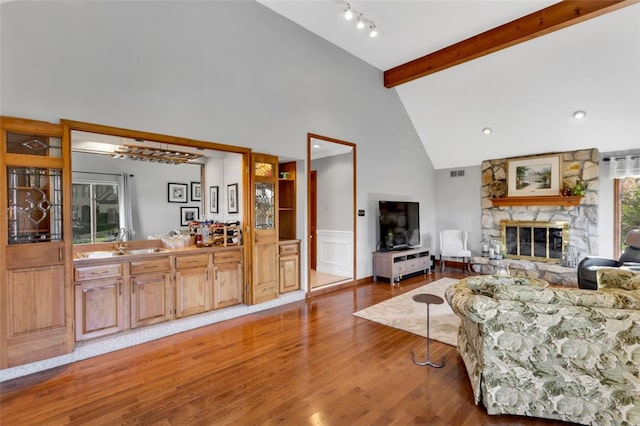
left=501, top=220, right=569, bottom=263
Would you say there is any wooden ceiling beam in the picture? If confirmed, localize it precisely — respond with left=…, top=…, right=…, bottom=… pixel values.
left=384, top=0, right=638, bottom=88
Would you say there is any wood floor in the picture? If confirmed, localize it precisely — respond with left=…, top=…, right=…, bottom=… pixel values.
left=1, top=268, right=574, bottom=425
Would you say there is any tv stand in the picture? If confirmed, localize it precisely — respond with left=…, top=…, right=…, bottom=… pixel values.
left=373, top=247, right=431, bottom=284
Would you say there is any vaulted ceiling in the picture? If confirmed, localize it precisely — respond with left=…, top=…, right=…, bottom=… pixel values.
left=258, top=1, right=640, bottom=169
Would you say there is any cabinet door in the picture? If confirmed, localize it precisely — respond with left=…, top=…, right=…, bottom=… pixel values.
left=175, top=268, right=210, bottom=318
left=250, top=153, right=279, bottom=304
left=213, top=262, right=242, bottom=309
left=74, top=278, right=124, bottom=341
left=5, top=266, right=69, bottom=366
left=279, top=254, right=300, bottom=293
left=130, top=272, right=171, bottom=328
left=1, top=117, right=72, bottom=368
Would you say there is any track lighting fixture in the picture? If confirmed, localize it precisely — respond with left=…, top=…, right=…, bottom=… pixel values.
left=341, top=3, right=378, bottom=39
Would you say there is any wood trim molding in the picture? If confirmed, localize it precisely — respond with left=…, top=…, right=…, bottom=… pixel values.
left=384, top=0, right=637, bottom=88
left=490, top=195, right=583, bottom=207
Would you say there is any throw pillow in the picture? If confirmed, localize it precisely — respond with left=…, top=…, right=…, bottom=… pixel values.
left=597, top=268, right=640, bottom=290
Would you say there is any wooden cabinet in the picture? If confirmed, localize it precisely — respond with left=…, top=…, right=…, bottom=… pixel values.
left=1, top=117, right=73, bottom=368
left=74, top=262, right=125, bottom=341
left=213, top=249, right=243, bottom=309
left=279, top=241, right=300, bottom=293
left=130, top=257, right=172, bottom=327
left=175, top=253, right=211, bottom=318
left=373, top=248, right=431, bottom=283
left=75, top=277, right=125, bottom=341
left=251, top=153, right=280, bottom=304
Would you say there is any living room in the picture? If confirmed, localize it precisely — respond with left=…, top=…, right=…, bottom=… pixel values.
left=1, top=1, right=639, bottom=423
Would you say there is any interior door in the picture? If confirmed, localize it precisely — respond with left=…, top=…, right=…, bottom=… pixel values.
left=250, top=153, right=279, bottom=304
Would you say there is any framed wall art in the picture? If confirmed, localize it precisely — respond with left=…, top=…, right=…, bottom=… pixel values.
left=191, top=181, right=202, bottom=202
left=180, top=206, right=199, bottom=226
left=507, top=154, right=561, bottom=197
left=227, top=183, right=238, bottom=214
left=209, top=186, right=219, bottom=214
left=168, top=182, right=188, bottom=203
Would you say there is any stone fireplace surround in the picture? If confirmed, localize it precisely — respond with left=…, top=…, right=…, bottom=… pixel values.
left=477, top=148, right=599, bottom=286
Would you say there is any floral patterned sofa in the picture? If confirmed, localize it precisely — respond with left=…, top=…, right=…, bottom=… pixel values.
left=445, top=272, right=640, bottom=425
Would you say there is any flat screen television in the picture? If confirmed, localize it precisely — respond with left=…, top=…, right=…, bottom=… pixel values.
left=378, top=201, right=421, bottom=251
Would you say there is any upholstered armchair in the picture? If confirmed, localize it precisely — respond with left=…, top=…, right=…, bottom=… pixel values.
left=577, top=230, right=640, bottom=289
left=439, top=229, right=472, bottom=271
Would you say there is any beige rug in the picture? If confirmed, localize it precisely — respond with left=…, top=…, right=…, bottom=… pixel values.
left=353, top=277, right=460, bottom=347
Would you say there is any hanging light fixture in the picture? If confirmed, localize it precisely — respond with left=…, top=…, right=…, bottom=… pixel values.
left=340, top=3, right=378, bottom=39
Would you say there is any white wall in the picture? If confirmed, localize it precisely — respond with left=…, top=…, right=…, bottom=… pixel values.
left=434, top=166, right=482, bottom=255
left=1, top=1, right=435, bottom=281
left=312, top=153, right=352, bottom=232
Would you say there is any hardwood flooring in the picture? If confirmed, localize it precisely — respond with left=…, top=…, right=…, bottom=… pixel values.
left=1, top=269, right=574, bottom=425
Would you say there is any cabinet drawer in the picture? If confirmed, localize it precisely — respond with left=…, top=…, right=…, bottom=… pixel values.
left=75, top=263, right=123, bottom=281
left=214, top=250, right=241, bottom=264
left=131, top=257, right=171, bottom=275
left=279, top=243, right=299, bottom=256
left=175, top=254, right=210, bottom=269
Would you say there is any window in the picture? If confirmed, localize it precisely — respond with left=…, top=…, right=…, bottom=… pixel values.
left=615, top=177, right=640, bottom=255
left=72, top=180, right=120, bottom=243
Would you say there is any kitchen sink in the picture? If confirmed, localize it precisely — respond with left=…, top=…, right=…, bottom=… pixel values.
left=76, top=251, right=116, bottom=259
left=127, top=248, right=169, bottom=254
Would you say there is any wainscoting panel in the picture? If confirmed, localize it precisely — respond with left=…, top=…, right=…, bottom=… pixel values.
left=316, top=230, right=353, bottom=277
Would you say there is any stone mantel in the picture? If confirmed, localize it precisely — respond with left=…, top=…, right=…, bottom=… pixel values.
left=490, top=195, right=583, bottom=207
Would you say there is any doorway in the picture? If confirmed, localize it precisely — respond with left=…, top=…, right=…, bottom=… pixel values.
left=307, top=133, right=356, bottom=290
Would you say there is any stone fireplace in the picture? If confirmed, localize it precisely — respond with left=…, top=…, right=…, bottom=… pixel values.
left=474, top=148, right=599, bottom=285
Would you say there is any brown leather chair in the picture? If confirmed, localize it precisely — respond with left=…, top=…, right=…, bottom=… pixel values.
left=577, top=231, right=640, bottom=289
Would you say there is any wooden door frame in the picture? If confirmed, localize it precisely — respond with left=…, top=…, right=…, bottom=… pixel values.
left=306, top=133, right=357, bottom=295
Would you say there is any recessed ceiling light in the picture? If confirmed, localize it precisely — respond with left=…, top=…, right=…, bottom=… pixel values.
left=482, top=127, right=492, bottom=135
left=313, top=144, right=321, bottom=149
left=573, top=110, right=586, bottom=120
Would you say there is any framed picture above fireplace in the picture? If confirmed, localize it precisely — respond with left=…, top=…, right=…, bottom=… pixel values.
left=507, top=154, right=561, bottom=197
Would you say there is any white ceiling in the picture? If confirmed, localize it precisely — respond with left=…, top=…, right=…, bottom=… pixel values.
left=258, top=1, right=640, bottom=169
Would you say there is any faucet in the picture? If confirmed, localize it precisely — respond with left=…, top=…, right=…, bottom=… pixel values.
left=113, top=227, right=129, bottom=254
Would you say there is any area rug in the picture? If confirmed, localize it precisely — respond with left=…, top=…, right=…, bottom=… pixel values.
left=353, top=277, right=460, bottom=347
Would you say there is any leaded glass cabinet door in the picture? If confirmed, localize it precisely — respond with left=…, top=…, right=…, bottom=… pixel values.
left=250, top=153, right=279, bottom=304
left=0, top=117, right=73, bottom=368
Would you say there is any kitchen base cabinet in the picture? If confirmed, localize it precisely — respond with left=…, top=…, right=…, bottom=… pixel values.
left=279, top=240, right=300, bottom=293
left=130, top=272, right=172, bottom=328
left=175, top=254, right=211, bottom=318
left=213, top=250, right=243, bottom=309
left=75, top=278, right=125, bottom=341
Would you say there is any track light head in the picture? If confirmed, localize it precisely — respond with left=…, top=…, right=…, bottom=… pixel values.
left=369, top=23, right=378, bottom=38
left=356, top=15, right=365, bottom=29
left=344, top=4, right=353, bottom=20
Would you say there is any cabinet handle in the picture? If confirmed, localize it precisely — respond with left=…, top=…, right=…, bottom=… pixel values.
left=132, top=283, right=136, bottom=294
left=206, top=270, right=209, bottom=281
left=59, top=247, right=63, bottom=262
left=118, top=282, right=122, bottom=295
left=90, top=270, right=110, bottom=275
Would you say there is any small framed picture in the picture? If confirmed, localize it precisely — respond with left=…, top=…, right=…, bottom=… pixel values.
left=227, top=183, right=238, bottom=214
left=180, top=206, right=199, bottom=226
left=209, top=186, right=219, bottom=213
left=191, top=182, right=202, bottom=202
left=168, top=182, right=188, bottom=203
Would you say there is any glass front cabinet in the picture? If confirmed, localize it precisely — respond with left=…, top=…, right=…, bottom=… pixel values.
left=0, top=117, right=73, bottom=368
